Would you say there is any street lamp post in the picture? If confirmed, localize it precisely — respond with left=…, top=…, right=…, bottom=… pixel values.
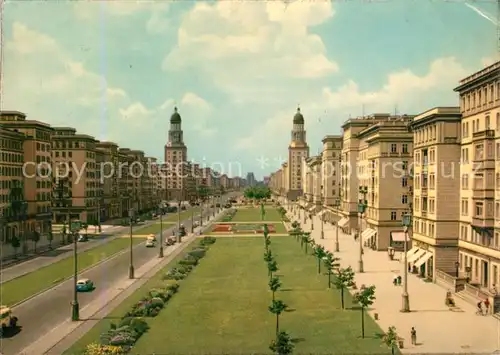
left=191, top=202, right=194, bottom=233
left=310, top=213, right=314, bottom=230
left=158, top=205, right=164, bottom=258
left=455, top=261, right=460, bottom=278
left=128, top=208, right=135, bottom=279
left=320, top=185, right=324, bottom=239
left=334, top=199, right=340, bottom=252
left=71, top=225, right=79, bottom=321
left=357, top=186, right=368, bottom=273
left=401, top=212, right=412, bottom=312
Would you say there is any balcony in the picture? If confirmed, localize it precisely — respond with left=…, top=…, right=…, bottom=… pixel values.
left=471, top=217, right=494, bottom=229
left=421, top=186, right=428, bottom=196
left=421, top=210, right=427, bottom=218
left=472, top=188, right=494, bottom=200
left=472, top=129, right=495, bottom=141
left=472, top=159, right=495, bottom=171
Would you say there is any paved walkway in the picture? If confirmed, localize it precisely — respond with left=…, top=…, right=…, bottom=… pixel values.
left=289, top=210, right=500, bottom=354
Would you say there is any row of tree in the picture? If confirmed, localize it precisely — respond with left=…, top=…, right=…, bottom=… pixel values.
left=288, top=214, right=400, bottom=353
left=244, top=186, right=271, bottom=200
left=263, top=224, right=295, bottom=355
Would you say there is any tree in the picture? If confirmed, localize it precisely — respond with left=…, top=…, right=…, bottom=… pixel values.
left=31, top=230, right=41, bottom=253
left=269, top=331, right=295, bottom=355
left=268, top=299, right=288, bottom=336
left=291, top=221, right=300, bottom=229
left=264, top=250, right=273, bottom=263
left=382, top=326, right=399, bottom=355
left=312, top=244, right=327, bottom=274
left=353, top=285, right=376, bottom=338
left=82, top=223, right=89, bottom=237
left=332, top=267, right=355, bottom=309
left=301, top=234, right=312, bottom=253
left=47, top=231, right=54, bottom=250
left=268, top=259, right=278, bottom=280
left=265, top=237, right=271, bottom=251
left=10, top=234, right=21, bottom=258
left=269, top=276, right=282, bottom=301
left=324, top=252, right=340, bottom=288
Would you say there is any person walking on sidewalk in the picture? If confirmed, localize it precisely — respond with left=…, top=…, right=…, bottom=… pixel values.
left=410, top=327, right=417, bottom=345
left=484, top=298, right=490, bottom=314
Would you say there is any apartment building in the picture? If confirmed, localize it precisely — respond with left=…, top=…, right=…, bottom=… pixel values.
left=0, top=124, right=25, bottom=244
left=288, top=108, right=309, bottom=200
left=51, top=127, right=102, bottom=224
left=281, top=162, right=288, bottom=196
left=302, top=155, right=321, bottom=213
left=165, top=107, right=188, bottom=201
left=0, top=111, right=53, bottom=240
left=117, top=148, right=133, bottom=216
left=220, top=174, right=229, bottom=190
left=410, top=107, right=462, bottom=279
left=96, top=141, right=122, bottom=220
left=454, top=61, right=500, bottom=289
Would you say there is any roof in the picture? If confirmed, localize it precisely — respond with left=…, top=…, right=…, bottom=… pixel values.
left=293, top=107, right=304, bottom=124
left=170, top=107, right=182, bottom=124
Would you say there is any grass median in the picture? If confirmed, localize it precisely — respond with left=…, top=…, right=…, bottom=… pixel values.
left=63, top=237, right=197, bottom=355
left=0, top=237, right=145, bottom=306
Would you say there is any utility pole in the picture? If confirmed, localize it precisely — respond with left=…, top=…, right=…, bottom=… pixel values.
left=334, top=199, right=340, bottom=252
left=357, top=186, right=368, bottom=273
left=159, top=204, right=164, bottom=258
left=128, top=207, right=135, bottom=279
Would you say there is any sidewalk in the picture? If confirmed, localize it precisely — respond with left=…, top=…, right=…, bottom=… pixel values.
left=290, top=210, right=500, bottom=354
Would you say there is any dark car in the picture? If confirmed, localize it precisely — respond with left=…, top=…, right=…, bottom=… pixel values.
left=216, top=203, right=220, bottom=207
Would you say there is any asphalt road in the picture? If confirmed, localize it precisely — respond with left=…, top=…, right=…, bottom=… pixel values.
left=0, top=206, right=221, bottom=355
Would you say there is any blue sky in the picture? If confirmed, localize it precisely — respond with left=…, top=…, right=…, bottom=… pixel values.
left=2, top=0, right=497, bottom=179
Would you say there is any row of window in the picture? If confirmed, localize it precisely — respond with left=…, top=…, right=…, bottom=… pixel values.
left=461, top=82, right=499, bottom=112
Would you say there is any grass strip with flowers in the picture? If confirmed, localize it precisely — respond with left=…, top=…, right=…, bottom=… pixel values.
left=66, top=236, right=217, bottom=355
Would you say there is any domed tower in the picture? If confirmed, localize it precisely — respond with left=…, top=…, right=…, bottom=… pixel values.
left=287, top=107, right=309, bottom=200
left=164, top=107, right=188, bottom=201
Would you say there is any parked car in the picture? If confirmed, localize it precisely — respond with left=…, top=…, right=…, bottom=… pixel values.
left=76, top=278, right=95, bottom=292
left=165, top=237, right=176, bottom=246
left=0, top=306, right=18, bottom=335
left=193, top=221, right=199, bottom=228
left=78, top=235, right=89, bottom=242
left=147, top=234, right=157, bottom=241
left=224, top=203, right=232, bottom=208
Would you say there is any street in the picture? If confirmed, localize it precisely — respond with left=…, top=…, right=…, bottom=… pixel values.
left=0, top=206, right=218, bottom=355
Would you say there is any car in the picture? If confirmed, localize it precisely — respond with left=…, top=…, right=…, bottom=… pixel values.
left=165, top=237, right=176, bottom=246
left=145, top=237, right=156, bottom=248
left=216, top=203, right=220, bottom=207
left=78, top=235, right=89, bottom=242
left=76, top=278, right=94, bottom=292
left=193, top=221, right=199, bottom=228
left=0, top=306, right=18, bottom=335
left=147, top=234, right=157, bottom=241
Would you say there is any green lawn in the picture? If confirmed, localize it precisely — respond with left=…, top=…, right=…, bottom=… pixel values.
left=1, top=237, right=145, bottom=306
left=163, top=208, right=201, bottom=223
left=128, top=237, right=387, bottom=354
left=63, top=238, right=198, bottom=355
left=134, top=223, right=174, bottom=235
left=232, top=207, right=282, bottom=222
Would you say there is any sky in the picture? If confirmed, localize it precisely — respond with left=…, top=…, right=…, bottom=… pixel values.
left=2, top=0, right=498, bottom=180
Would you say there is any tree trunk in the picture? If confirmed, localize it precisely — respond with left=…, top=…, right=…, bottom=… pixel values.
left=391, top=346, right=395, bottom=355
left=341, top=289, right=344, bottom=309
left=276, top=314, right=279, bottom=337
left=328, top=272, right=331, bottom=288
left=361, top=307, right=365, bottom=338
left=317, top=259, right=321, bottom=274
left=305, top=244, right=308, bottom=253
left=272, top=291, right=275, bottom=301
left=34, top=242, right=37, bottom=253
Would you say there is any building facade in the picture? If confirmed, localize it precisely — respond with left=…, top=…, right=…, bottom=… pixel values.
left=321, top=135, right=342, bottom=207
left=410, top=107, right=462, bottom=279
left=288, top=108, right=309, bottom=200
left=454, top=61, right=500, bottom=289
left=165, top=107, right=188, bottom=201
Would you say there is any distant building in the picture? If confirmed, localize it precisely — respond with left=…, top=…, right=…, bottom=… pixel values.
left=246, top=172, right=256, bottom=187
left=263, top=176, right=270, bottom=185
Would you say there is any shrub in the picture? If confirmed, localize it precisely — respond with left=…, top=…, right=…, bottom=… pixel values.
left=150, top=297, right=165, bottom=308
left=84, top=343, right=125, bottom=355
left=188, top=249, right=206, bottom=259
left=200, top=236, right=216, bottom=246
left=179, top=259, right=197, bottom=266
left=165, top=281, right=179, bottom=293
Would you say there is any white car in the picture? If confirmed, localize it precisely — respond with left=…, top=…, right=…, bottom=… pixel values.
left=145, top=237, right=156, bottom=247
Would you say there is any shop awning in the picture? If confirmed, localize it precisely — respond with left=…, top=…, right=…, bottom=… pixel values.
left=308, top=205, right=317, bottom=213
left=408, top=249, right=426, bottom=264
left=318, top=210, right=327, bottom=218
left=400, top=247, right=418, bottom=263
left=338, top=217, right=349, bottom=228
left=414, top=251, right=433, bottom=267
left=390, top=231, right=407, bottom=242
left=362, top=228, right=377, bottom=241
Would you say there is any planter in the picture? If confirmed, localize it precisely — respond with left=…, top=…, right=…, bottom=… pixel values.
left=398, top=339, right=404, bottom=348
left=374, top=313, right=379, bottom=320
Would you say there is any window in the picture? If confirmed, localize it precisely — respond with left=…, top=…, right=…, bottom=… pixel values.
left=402, top=195, right=408, bottom=204
left=402, top=144, right=408, bottom=153
left=461, top=199, right=469, bottom=216
left=390, top=211, right=397, bottom=220
left=462, top=174, right=469, bottom=189
left=391, top=144, right=397, bottom=153
left=402, top=177, right=408, bottom=187
left=486, top=115, right=491, bottom=129
left=475, top=202, right=483, bottom=217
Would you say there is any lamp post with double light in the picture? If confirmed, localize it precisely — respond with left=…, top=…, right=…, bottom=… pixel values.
left=401, top=211, right=412, bottom=312
left=357, top=186, right=368, bottom=273
left=333, top=198, right=340, bottom=252
left=158, top=204, right=164, bottom=258
left=128, top=208, right=135, bottom=279
left=455, top=261, right=460, bottom=278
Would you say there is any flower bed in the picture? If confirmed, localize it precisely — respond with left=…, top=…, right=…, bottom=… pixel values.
left=211, top=224, right=276, bottom=234
left=220, top=209, right=236, bottom=222
left=84, top=236, right=217, bottom=355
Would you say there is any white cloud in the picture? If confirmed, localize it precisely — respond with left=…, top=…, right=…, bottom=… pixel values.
left=73, top=1, right=169, bottom=34
left=162, top=0, right=338, bottom=101
left=235, top=57, right=469, bottom=155
left=1, top=22, right=212, bottom=156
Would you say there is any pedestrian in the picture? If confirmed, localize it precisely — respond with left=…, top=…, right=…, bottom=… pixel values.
left=484, top=298, right=490, bottom=314
left=410, top=327, right=417, bottom=345
left=393, top=277, right=398, bottom=286
left=477, top=300, right=483, bottom=315
left=397, top=275, right=402, bottom=286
